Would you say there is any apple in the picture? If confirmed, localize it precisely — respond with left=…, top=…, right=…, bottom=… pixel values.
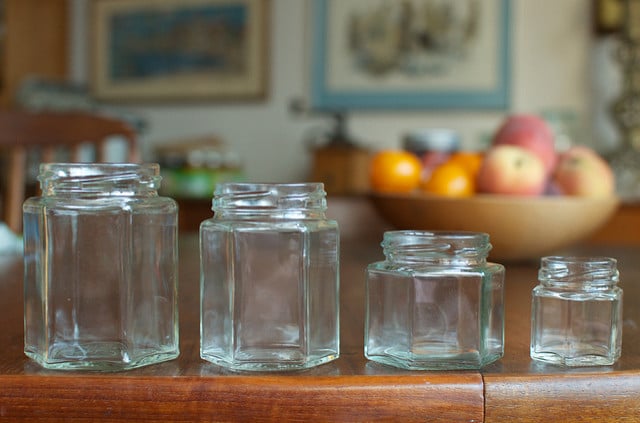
left=553, top=146, right=615, bottom=197
left=477, top=145, right=547, bottom=196
left=493, top=115, right=557, bottom=175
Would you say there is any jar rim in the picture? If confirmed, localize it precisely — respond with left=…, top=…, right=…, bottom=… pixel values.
left=214, top=182, right=325, bottom=194
left=539, top=255, right=619, bottom=287
left=39, top=163, right=159, bottom=177
left=212, top=182, right=327, bottom=214
left=381, top=230, right=492, bottom=262
left=541, top=256, right=617, bottom=266
left=383, top=230, right=490, bottom=243
left=38, top=163, right=161, bottom=195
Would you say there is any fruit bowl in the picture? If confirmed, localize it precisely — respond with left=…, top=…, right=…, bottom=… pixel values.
left=369, top=193, right=619, bottom=261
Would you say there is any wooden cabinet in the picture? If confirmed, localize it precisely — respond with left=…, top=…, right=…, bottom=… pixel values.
left=0, top=0, right=68, bottom=106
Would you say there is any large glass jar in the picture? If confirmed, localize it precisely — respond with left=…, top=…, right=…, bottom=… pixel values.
left=365, top=230, right=505, bottom=370
left=531, top=256, right=623, bottom=366
left=23, top=163, right=179, bottom=371
left=200, top=183, right=340, bottom=371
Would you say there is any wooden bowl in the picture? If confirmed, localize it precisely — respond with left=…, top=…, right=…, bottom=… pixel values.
left=370, top=193, right=619, bottom=261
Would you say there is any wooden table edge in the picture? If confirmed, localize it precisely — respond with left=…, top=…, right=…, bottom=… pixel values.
left=0, top=373, right=484, bottom=422
left=483, top=370, right=640, bottom=422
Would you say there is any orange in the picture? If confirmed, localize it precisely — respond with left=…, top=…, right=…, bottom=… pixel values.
left=421, top=162, right=475, bottom=197
left=369, top=150, right=422, bottom=193
left=447, top=151, right=483, bottom=178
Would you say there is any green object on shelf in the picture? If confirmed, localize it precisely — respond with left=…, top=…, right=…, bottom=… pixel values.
left=160, top=167, right=245, bottom=199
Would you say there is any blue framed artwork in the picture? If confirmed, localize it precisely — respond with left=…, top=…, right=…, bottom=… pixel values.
left=91, top=0, right=269, bottom=101
left=310, top=0, right=511, bottom=110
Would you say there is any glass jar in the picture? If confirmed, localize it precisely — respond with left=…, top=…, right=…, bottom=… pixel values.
left=365, top=230, right=505, bottom=370
left=200, top=182, right=340, bottom=371
left=23, top=163, right=179, bottom=371
left=530, top=256, right=623, bottom=366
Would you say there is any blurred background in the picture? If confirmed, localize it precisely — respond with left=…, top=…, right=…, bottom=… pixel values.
left=0, top=0, right=634, bottom=240
left=0, top=1, right=622, bottom=177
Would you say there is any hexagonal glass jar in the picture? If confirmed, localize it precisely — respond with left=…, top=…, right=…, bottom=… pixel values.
left=200, top=183, right=340, bottom=371
left=365, top=230, right=505, bottom=370
left=23, top=163, right=179, bottom=371
left=530, top=256, right=623, bottom=366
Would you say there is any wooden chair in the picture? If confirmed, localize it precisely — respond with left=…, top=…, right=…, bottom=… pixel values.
left=0, top=110, right=140, bottom=233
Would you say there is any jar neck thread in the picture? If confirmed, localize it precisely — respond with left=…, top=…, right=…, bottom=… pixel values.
left=212, top=183, right=327, bottom=219
left=382, top=230, right=491, bottom=266
left=539, top=256, right=619, bottom=289
left=39, top=163, right=161, bottom=197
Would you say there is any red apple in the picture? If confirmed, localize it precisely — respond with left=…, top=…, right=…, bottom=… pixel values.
left=553, top=146, right=615, bottom=197
left=493, top=115, right=557, bottom=175
left=477, top=145, right=547, bottom=196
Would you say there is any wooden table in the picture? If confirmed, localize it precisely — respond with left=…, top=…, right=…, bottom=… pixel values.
left=1, top=235, right=640, bottom=422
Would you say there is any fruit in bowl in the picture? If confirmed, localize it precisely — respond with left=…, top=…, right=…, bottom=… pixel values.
left=420, top=161, right=475, bottom=197
left=370, top=114, right=616, bottom=199
left=492, top=114, right=557, bottom=174
left=553, top=146, right=615, bottom=197
left=367, top=115, right=619, bottom=260
left=476, top=145, right=547, bottom=196
left=369, top=149, right=422, bottom=193
left=476, top=115, right=615, bottom=199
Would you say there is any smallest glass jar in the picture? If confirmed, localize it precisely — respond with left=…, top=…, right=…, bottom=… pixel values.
left=530, top=256, right=623, bottom=367
left=365, top=230, right=505, bottom=370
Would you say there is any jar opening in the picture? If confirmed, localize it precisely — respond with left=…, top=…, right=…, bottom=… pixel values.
left=539, top=256, right=619, bottom=288
left=212, top=183, right=327, bottom=216
left=382, top=230, right=491, bottom=264
left=39, top=163, right=161, bottom=196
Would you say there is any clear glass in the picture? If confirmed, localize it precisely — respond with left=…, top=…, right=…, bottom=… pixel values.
left=23, top=163, right=179, bottom=371
left=365, top=230, right=505, bottom=370
left=530, top=256, right=623, bottom=366
left=200, top=182, right=339, bottom=371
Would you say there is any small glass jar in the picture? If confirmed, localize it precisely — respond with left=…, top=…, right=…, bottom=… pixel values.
left=365, top=230, right=505, bottom=370
left=200, top=182, right=340, bottom=371
left=530, top=256, right=623, bottom=366
left=23, top=163, right=179, bottom=371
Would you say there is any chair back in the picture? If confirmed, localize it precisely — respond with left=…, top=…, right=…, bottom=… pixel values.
left=0, top=110, right=140, bottom=233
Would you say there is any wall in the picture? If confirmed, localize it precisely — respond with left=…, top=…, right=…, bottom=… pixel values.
left=70, top=0, right=596, bottom=183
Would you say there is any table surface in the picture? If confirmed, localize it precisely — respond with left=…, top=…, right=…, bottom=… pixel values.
left=2, top=234, right=640, bottom=422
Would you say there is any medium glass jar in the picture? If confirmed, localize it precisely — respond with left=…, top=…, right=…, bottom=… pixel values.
left=200, top=182, right=340, bottom=371
left=23, top=163, right=179, bottom=371
left=365, top=230, right=505, bottom=370
left=530, top=256, right=623, bottom=366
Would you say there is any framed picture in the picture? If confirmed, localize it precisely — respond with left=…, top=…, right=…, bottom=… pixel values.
left=592, top=0, right=623, bottom=35
left=310, top=0, right=511, bottom=110
left=91, top=0, right=269, bottom=101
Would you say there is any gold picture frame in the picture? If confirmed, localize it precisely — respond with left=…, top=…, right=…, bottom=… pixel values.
left=91, top=0, right=269, bottom=101
left=593, top=0, right=623, bottom=34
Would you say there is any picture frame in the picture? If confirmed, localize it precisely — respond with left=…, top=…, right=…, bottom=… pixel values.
left=310, top=0, right=511, bottom=110
left=91, top=0, right=269, bottom=101
left=592, top=0, right=623, bottom=35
